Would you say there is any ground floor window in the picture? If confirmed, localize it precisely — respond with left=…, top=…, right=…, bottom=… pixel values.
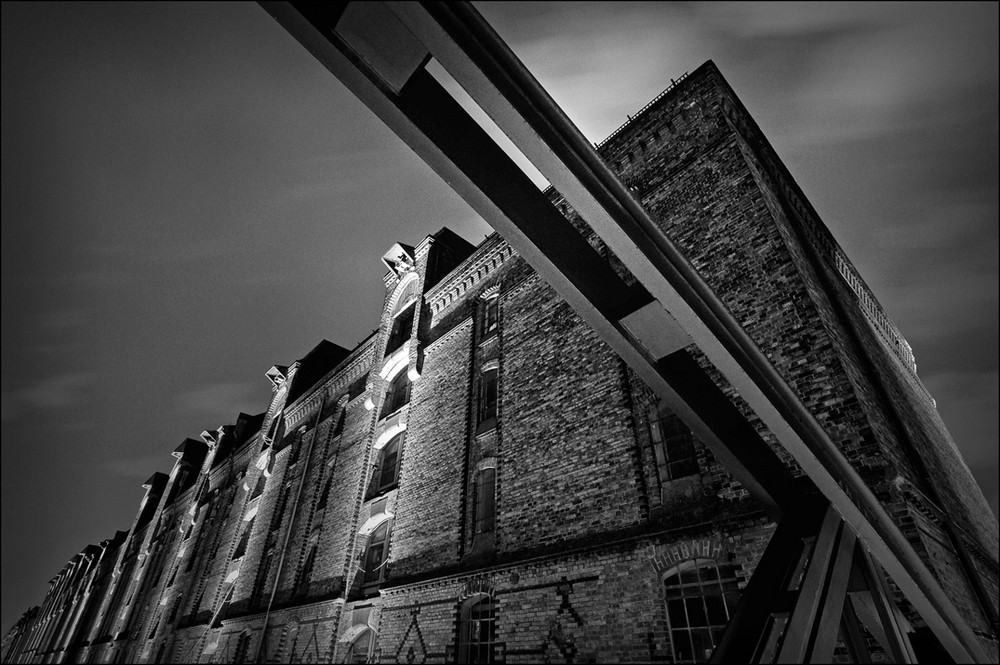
left=663, top=558, right=740, bottom=663
left=346, top=629, right=374, bottom=663
left=458, top=595, right=497, bottom=664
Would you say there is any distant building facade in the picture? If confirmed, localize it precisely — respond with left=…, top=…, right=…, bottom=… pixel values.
left=4, top=61, right=997, bottom=664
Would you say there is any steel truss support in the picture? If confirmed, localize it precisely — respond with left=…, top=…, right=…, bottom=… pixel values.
left=712, top=503, right=916, bottom=663
left=257, top=2, right=987, bottom=660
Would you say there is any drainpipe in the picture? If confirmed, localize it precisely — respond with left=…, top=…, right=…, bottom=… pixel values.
left=252, top=394, right=326, bottom=664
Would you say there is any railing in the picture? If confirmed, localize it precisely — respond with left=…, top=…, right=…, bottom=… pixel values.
left=596, top=71, right=690, bottom=150
left=833, top=252, right=935, bottom=405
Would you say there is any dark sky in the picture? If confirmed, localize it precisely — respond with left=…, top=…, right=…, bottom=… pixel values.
left=2, top=2, right=996, bottom=634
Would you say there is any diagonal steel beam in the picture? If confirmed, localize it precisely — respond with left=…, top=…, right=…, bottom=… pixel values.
left=256, top=2, right=986, bottom=661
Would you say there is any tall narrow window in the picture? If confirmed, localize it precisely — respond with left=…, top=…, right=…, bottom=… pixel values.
left=231, top=517, right=254, bottom=560
left=476, top=369, right=498, bottom=432
left=233, top=631, right=252, bottom=665
left=473, top=469, right=496, bottom=536
left=385, top=276, right=418, bottom=358
left=481, top=296, right=499, bottom=338
left=362, top=521, right=390, bottom=588
left=249, top=473, right=266, bottom=500
left=265, top=413, right=285, bottom=445
left=663, top=559, right=740, bottom=663
left=649, top=407, right=699, bottom=482
left=381, top=370, right=411, bottom=419
left=251, top=550, right=274, bottom=610
left=458, top=595, right=497, bottom=664
left=370, top=433, right=404, bottom=496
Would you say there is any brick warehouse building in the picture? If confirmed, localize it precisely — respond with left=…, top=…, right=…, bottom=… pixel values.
left=3, top=61, right=998, bottom=664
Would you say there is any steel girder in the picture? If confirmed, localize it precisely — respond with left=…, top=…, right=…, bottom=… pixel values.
left=257, top=2, right=986, bottom=661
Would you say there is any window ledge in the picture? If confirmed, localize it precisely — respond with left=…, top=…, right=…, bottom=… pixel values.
left=475, top=417, right=497, bottom=436
left=378, top=404, right=409, bottom=425
left=380, top=341, right=411, bottom=379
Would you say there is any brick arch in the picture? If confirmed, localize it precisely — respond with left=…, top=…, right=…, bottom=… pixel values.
left=650, top=537, right=728, bottom=576
left=388, top=272, right=420, bottom=315
left=458, top=576, right=497, bottom=602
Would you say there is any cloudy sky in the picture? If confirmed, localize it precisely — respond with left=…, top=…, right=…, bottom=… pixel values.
left=1, top=2, right=996, bottom=634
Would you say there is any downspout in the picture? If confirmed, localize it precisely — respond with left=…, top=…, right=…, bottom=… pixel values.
left=252, top=394, right=326, bottom=664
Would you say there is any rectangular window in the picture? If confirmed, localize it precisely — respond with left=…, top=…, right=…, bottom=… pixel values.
left=295, top=545, right=317, bottom=599
left=381, top=371, right=411, bottom=419
left=650, top=412, right=699, bottom=481
left=477, top=370, right=498, bottom=432
left=370, top=433, right=403, bottom=497
left=362, top=521, right=389, bottom=587
left=231, top=517, right=254, bottom=560
left=481, top=297, right=498, bottom=338
left=474, top=469, right=496, bottom=535
left=385, top=305, right=415, bottom=357
left=459, top=597, right=497, bottom=664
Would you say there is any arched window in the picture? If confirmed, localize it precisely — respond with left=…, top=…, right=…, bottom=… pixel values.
left=385, top=278, right=418, bottom=357
left=663, top=558, right=740, bottom=663
left=346, top=629, right=375, bottom=664
left=361, top=520, right=390, bottom=589
left=381, top=370, right=411, bottom=418
left=458, top=595, right=497, bottom=664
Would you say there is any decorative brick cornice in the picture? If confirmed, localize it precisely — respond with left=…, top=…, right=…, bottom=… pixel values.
left=425, top=236, right=515, bottom=322
left=283, top=340, right=376, bottom=428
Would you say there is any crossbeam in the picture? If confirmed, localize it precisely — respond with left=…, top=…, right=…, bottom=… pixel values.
left=257, top=2, right=987, bottom=661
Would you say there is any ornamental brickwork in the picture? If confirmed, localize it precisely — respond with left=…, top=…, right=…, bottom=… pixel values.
left=4, top=61, right=997, bottom=665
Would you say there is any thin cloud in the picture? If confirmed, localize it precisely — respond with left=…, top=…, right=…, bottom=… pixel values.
left=29, top=373, right=93, bottom=407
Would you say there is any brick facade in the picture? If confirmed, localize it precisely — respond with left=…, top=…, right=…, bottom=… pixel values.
left=5, top=61, right=997, bottom=664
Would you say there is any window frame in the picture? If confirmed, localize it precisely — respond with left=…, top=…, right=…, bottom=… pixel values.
left=370, top=432, right=404, bottom=497
left=473, top=468, right=497, bottom=536
left=384, top=302, right=416, bottom=357
left=380, top=370, right=411, bottom=419
left=480, top=295, right=499, bottom=339
left=361, top=520, right=391, bottom=590
left=457, top=594, right=498, bottom=664
left=649, top=409, right=699, bottom=483
left=476, top=368, right=498, bottom=433
left=346, top=628, right=375, bottom=664
left=662, top=558, right=740, bottom=663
